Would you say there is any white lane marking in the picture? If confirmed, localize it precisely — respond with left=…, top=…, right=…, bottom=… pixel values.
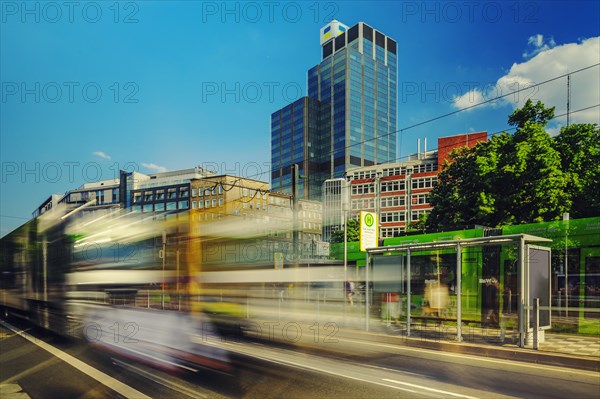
left=383, top=378, right=480, bottom=399
left=112, top=358, right=207, bottom=399
left=1, top=321, right=151, bottom=399
left=219, top=341, right=484, bottom=397
left=338, top=337, right=599, bottom=377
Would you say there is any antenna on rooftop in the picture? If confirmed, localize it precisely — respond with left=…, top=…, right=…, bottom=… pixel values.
left=567, top=74, right=571, bottom=127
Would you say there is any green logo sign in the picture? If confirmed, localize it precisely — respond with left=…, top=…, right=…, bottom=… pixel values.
left=365, top=213, right=374, bottom=227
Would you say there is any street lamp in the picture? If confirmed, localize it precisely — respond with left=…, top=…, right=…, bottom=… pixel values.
left=342, top=178, right=349, bottom=322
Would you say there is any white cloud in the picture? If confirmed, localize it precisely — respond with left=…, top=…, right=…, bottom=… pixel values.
left=452, top=37, right=600, bottom=125
left=93, top=151, right=111, bottom=160
left=523, top=34, right=556, bottom=59
left=141, top=162, right=168, bottom=173
left=452, top=88, right=487, bottom=110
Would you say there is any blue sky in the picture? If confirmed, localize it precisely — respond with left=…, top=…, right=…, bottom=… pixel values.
left=1, top=1, right=599, bottom=236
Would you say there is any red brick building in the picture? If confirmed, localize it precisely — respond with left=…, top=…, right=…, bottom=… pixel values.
left=437, top=131, right=487, bottom=169
left=346, top=132, right=487, bottom=237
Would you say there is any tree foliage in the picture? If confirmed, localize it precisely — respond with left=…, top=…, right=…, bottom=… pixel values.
left=553, top=123, right=600, bottom=218
left=427, top=101, right=598, bottom=229
left=330, top=218, right=360, bottom=243
left=508, top=99, right=555, bottom=129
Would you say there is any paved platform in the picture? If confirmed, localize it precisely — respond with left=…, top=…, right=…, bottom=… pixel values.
left=382, top=320, right=600, bottom=358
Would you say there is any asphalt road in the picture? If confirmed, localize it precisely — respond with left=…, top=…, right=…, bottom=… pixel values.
left=1, top=319, right=598, bottom=399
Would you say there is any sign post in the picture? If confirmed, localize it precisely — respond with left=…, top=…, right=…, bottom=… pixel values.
left=360, top=211, right=378, bottom=252
left=360, top=211, right=377, bottom=331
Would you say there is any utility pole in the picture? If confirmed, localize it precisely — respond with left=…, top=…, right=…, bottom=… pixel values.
left=567, top=74, right=571, bottom=127
left=161, top=231, right=166, bottom=310
left=375, top=171, right=382, bottom=238
left=291, top=163, right=299, bottom=264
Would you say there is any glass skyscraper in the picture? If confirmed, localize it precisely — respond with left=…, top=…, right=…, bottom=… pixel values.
left=271, top=21, right=397, bottom=200
left=271, top=97, right=330, bottom=200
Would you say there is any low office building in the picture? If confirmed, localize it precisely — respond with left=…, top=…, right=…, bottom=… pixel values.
left=32, top=194, right=63, bottom=218
left=341, top=132, right=487, bottom=238
left=128, top=167, right=212, bottom=214
left=188, top=174, right=323, bottom=260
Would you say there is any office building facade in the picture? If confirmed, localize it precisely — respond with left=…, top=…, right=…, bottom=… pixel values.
left=271, top=97, right=330, bottom=200
left=271, top=20, right=398, bottom=200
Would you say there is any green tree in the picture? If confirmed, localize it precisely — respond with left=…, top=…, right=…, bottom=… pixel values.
left=407, top=213, right=428, bottom=233
left=553, top=123, right=600, bottom=218
left=331, top=219, right=359, bottom=243
left=427, top=101, right=569, bottom=229
left=496, top=121, right=568, bottom=224
left=508, top=99, right=555, bottom=129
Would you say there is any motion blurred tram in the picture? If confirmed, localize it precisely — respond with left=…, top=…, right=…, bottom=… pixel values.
left=0, top=207, right=233, bottom=372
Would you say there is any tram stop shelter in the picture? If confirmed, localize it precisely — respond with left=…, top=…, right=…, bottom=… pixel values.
left=365, top=234, right=552, bottom=348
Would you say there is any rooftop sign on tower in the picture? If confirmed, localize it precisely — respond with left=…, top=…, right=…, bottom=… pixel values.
left=320, top=20, right=349, bottom=45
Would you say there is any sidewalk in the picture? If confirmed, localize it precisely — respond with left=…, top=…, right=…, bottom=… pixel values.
left=381, top=319, right=600, bottom=356
left=362, top=320, right=600, bottom=371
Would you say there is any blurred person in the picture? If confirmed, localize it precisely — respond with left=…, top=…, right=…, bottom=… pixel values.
left=345, top=280, right=355, bottom=305
left=482, top=278, right=500, bottom=327
left=424, top=282, right=449, bottom=317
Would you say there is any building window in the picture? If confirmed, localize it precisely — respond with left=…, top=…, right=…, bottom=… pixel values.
left=381, top=212, right=405, bottom=223
left=192, top=188, right=197, bottom=197
left=411, top=177, right=437, bottom=189
left=178, top=200, right=189, bottom=209
left=352, top=198, right=374, bottom=210
left=205, top=188, right=211, bottom=196
left=381, top=181, right=405, bottom=192
left=218, top=185, right=223, bottom=195
left=198, top=201, right=204, bottom=209
left=218, top=198, right=224, bottom=206
left=156, top=190, right=165, bottom=200
left=411, top=209, right=430, bottom=221
left=192, top=201, right=197, bottom=209
left=143, top=204, right=153, bottom=213
left=243, top=188, right=248, bottom=196
left=133, top=193, right=141, bottom=203
left=180, top=188, right=189, bottom=198
left=155, top=203, right=165, bottom=211
left=381, top=196, right=406, bottom=208
left=132, top=205, right=142, bottom=212
left=351, top=183, right=374, bottom=195
left=167, top=189, right=177, bottom=199
left=411, top=194, right=430, bottom=205
left=166, top=202, right=177, bottom=210
left=350, top=170, right=376, bottom=180
left=205, top=200, right=210, bottom=208
left=95, top=190, right=105, bottom=205
left=381, top=227, right=405, bottom=237
left=112, top=188, right=119, bottom=203
left=413, top=163, right=438, bottom=173
left=144, top=191, right=153, bottom=202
